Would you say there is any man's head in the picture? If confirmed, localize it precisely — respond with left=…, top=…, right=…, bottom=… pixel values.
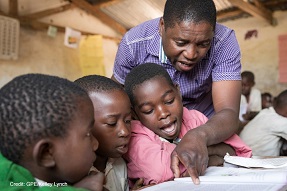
left=75, top=75, right=131, bottom=159
left=0, top=74, right=98, bottom=183
left=241, top=71, right=255, bottom=96
left=125, top=63, right=183, bottom=141
left=160, top=0, right=216, bottom=72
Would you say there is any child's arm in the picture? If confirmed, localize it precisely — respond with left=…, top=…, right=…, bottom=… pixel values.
left=73, top=171, right=105, bottom=191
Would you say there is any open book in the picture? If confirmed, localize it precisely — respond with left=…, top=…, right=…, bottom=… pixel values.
left=141, top=166, right=287, bottom=191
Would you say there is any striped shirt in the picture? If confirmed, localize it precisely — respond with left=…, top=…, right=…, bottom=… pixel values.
left=113, top=18, right=241, bottom=118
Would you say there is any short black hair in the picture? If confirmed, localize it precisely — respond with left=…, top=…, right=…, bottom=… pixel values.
left=163, top=0, right=216, bottom=29
left=0, top=74, right=88, bottom=164
left=261, top=92, right=272, bottom=98
left=274, top=90, right=287, bottom=109
left=74, top=75, right=123, bottom=94
left=241, top=71, right=255, bottom=82
left=124, top=63, right=174, bottom=106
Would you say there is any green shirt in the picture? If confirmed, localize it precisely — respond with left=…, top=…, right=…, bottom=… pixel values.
left=0, top=153, right=86, bottom=191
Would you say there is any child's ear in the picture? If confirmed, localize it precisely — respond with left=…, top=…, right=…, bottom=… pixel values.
left=33, top=139, right=56, bottom=168
left=174, top=83, right=181, bottom=93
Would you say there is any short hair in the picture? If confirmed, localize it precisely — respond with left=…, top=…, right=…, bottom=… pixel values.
left=0, top=74, right=88, bottom=164
left=261, top=92, right=272, bottom=98
left=124, top=63, right=174, bottom=106
left=274, top=90, right=287, bottom=109
left=163, top=0, right=216, bottom=29
left=241, top=71, right=255, bottom=82
left=74, top=75, right=123, bottom=94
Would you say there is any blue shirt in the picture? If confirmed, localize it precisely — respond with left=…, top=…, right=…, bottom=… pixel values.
left=113, top=18, right=241, bottom=118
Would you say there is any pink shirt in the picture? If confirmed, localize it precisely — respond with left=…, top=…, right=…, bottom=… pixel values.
left=123, top=108, right=252, bottom=185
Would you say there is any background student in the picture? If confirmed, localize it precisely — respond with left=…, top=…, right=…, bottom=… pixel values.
left=0, top=74, right=104, bottom=191
left=111, top=0, right=243, bottom=183
left=239, top=71, right=262, bottom=121
left=75, top=75, right=132, bottom=191
left=123, top=63, right=252, bottom=186
left=261, top=92, right=273, bottom=109
left=240, top=89, right=287, bottom=156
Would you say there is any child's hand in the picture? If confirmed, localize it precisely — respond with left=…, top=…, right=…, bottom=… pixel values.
left=131, top=178, right=155, bottom=190
left=208, top=155, right=224, bottom=166
left=73, top=171, right=105, bottom=191
left=207, top=143, right=235, bottom=157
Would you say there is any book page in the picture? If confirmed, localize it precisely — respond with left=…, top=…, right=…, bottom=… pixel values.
left=141, top=181, right=287, bottom=191
left=224, top=154, right=287, bottom=168
left=141, top=167, right=287, bottom=191
left=176, top=167, right=287, bottom=183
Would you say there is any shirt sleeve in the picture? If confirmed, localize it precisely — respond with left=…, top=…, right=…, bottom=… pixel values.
left=113, top=33, right=135, bottom=85
left=212, top=26, right=242, bottom=82
left=224, top=134, right=253, bottom=157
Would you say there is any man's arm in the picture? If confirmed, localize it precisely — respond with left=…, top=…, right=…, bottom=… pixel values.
left=171, top=80, right=241, bottom=184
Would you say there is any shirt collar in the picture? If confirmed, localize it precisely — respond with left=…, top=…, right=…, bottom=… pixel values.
left=159, top=38, right=168, bottom=64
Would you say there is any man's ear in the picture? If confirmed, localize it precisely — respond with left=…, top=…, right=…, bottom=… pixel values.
left=159, top=17, right=164, bottom=36
left=32, top=139, right=56, bottom=168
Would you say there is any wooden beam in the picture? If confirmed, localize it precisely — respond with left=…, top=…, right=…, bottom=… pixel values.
left=9, top=0, right=18, bottom=17
left=20, top=4, right=74, bottom=21
left=70, top=0, right=127, bottom=35
left=217, top=9, right=244, bottom=21
left=228, top=0, right=275, bottom=25
left=86, top=0, right=116, bottom=6
left=0, top=11, right=120, bottom=42
left=253, top=0, right=272, bottom=15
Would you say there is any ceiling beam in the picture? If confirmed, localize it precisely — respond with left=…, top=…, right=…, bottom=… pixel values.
left=20, top=4, right=74, bottom=21
left=228, top=0, right=275, bottom=25
left=0, top=11, right=120, bottom=42
left=70, top=0, right=127, bottom=35
left=85, top=0, right=118, bottom=6
left=217, top=9, right=244, bottom=21
left=9, top=0, right=18, bottom=17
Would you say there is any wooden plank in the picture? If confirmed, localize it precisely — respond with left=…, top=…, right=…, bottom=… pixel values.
left=70, top=0, right=127, bottom=35
left=228, top=0, right=275, bottom=25
left=21, top=20, right=121, bottom=42
left=217, top=9, right=244, bottom=21
left=21, top=4, right=74, bottom=21
left=9, top=0, right=18, bottom=17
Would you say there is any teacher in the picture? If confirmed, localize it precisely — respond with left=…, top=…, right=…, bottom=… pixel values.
left=111, top=0, right=241, bottom=185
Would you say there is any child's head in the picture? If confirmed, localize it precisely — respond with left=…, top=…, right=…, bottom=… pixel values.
left=124, top=63, right=183, bottom=141
left=261, top=92, right=273, bottom=109
left=0, top=74, right=98, bottom=184
left=273, top=90, right=287, bottom=117
left=241, top=71, right=255, bottom=96
left=75, top=75, right=131, bottom=159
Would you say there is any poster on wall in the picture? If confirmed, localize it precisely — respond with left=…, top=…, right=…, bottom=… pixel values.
left=64, top=27, right=81, bottom=49
left=79, top=35, right=106, bottom=76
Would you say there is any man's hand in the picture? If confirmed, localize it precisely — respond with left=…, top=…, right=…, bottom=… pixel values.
left=171, top=129, right=209, bottom=185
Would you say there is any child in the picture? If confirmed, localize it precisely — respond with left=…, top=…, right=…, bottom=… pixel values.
left=123, top=63, right=252, bottom=186
left=240, top=90, right=287, bottom=156
left=0, top=74, right=104, bottom=191
left=75, top=75, right=132, bottom=191
left=240, top=71, right=262, bottom=121
left=261, top=92, right=273, bottom=109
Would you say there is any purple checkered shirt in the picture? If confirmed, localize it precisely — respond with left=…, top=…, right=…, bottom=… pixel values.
left=113, top=18, right=241, bottom=118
